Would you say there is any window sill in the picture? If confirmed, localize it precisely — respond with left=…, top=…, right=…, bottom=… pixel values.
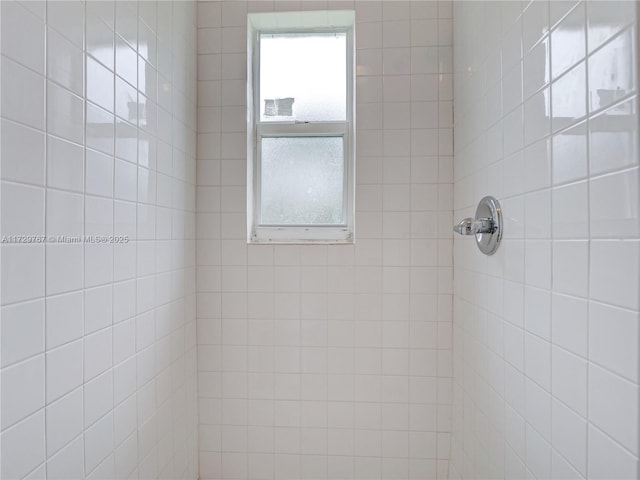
left=249, top=226, right=354, bottom=244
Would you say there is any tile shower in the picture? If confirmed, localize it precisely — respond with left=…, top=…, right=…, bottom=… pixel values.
left=1, top=1, right=199, bottom=478
left=451, top=2, right=639, bottom=478
left=196, top=1, right=453, bottom=479
left=0, top=1, right=638, bottom=480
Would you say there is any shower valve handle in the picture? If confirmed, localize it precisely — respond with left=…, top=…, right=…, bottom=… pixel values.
left=453, top=217, right=495, bottom=235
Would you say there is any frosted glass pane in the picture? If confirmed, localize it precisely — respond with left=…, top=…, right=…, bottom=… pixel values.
left=260, top=33, right=347, bottom=122
left=261, top=137, right=344, bottom=225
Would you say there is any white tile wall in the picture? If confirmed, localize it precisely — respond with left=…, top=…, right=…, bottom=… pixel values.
left=451, top=1, right=640, bottom=479
left=0, top=1, right=199, bottom=479
left=5, top=1, right=635, bottom=478
left=196, top=1, right=453, bottom=478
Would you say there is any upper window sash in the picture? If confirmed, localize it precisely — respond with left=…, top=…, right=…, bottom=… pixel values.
left=253, top=28, right=351, bottom=125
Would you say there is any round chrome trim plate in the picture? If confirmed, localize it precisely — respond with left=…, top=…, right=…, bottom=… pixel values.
left=474, top=196, right=502, bottom=256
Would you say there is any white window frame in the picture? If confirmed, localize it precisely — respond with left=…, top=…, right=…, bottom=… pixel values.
left=247, top=11, right=356, bottom=244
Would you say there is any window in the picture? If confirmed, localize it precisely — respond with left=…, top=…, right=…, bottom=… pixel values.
left=247, top=11, right=355, bottom=243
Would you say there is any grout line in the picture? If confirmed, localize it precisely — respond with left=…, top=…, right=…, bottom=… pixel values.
left=43, top=0, right=50, bottom=475
left=81, top=0, right=90, bottom=470
left=583, top=1, right=593, bottom=473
